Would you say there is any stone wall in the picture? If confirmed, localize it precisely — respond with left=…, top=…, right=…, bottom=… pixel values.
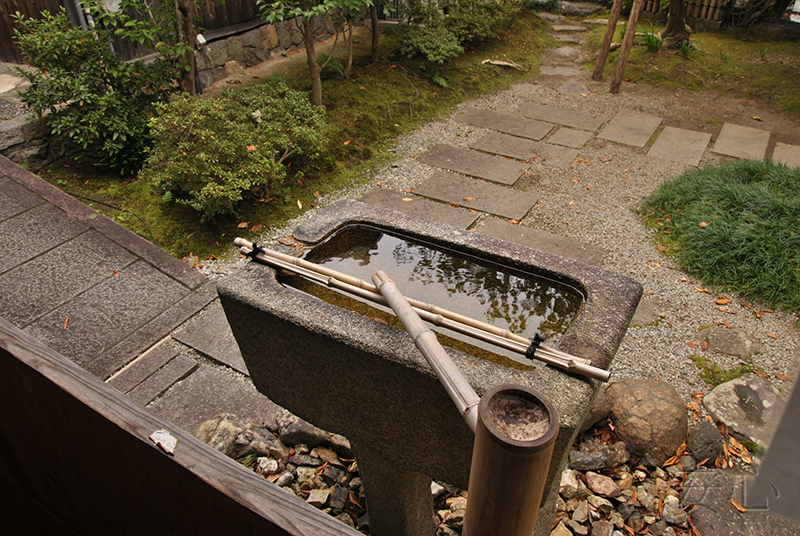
left=0, top=112, right=56, bottom=170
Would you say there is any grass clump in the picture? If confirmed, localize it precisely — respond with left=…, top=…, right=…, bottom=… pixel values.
left=642, top=160, right=800, bottom=311
left=690, top=354, right=756, bottom=387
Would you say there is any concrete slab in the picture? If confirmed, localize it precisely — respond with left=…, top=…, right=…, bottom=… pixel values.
left=597, top=111, right=662, bottom=147
left=128, top=353, right=198, bottom=406
left=548, top=127, right=593, bottom=148
left=648, top=126, right=712, bottom=166
left=148, top=364, right=285, bottom=433
left=416, top=144, right=528, bottom=186
left=711, top=123, right=771, bottom=161
left=471, top=133, right=579, bottom=167
left=24, top=260, right=188, bottom=369
left=558, top=80, right=589, bottom=96
left=553, top=34, right=581, bottom=43
left=0, top=177, right=43, bottom=221
left=173, top=301, right=249, bottom=375
left=359, top=188, right=479, bottom=229
left=0, top=203, right=86, bottom=275
left=0, top=230, right=137, bottom=328
left=539, top=66, right=582, bottom=76
left=458, top=108, right=554, bottom=140
left=516, top=102, right=604, bottom=131
left=475, top=217, right=605, bottom=266
left=413, top=171, right=537, bottom=221
left=551, top=25, right=589, bottom=32
left=772, top=142, right=800, bottom=168
left=108, top=343, right=180, bottom=394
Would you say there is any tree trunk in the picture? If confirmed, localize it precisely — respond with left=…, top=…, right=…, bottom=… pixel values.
left=175, top=0, right=196, bottom=95
left=304, top=17, right=323, bottom=106
left=370, top=4, right=379, bottom=62
left=344, top=23, right=353, bottom=77
left=661, top=0, right=690, bottom=48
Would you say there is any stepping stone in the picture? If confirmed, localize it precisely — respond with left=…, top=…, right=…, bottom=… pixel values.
left=548, top=127, right=593, bottom=148
left=711, top=123, right=770, bottom=161
left=416, top=144, right=529, bottom=186
left=629, top=297, right=666, bottom=326
left=470, top=132, right=579, bottom=167
left=538, top=12, right=565, bottom=23
left=539, top=66, right=582, bottom=76
left=597, top=111, right=662, bottom=147
left=648, top=126, right=712, bottom=166
left=703, top=376, right=782, bottom=449
left=553, top=34, right=581, bottom=43
left=516, top=102, right=604, bottom=131
left=549, top=46, right=580, bottom=62
left=475, top=217, right=605, bottom=266
left=413, top=171, right=537, bottom=221
left=552, top=25, right=589, bottom=32
left=772, top=141, right=800, bottom=168
left=359, top=188, right=479, bottom=229
left=108, top=343, right=180, bottom=394
left=558, top=80, right=590, bottom=96
left=560, top=1, right=603, bottom=14
left=459, top=108, right=554, bottom=140
left=173, top=301, right=249, bottom=375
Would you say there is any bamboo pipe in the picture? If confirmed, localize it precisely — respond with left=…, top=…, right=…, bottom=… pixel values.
left=372, top=270, right=481, bottom=432
left=235, top=238, right=611, bottom=382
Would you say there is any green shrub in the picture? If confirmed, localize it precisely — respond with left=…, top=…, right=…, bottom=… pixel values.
left=643, top=24, right=663, bottom=52
left=442, top=0, right=511, bottom=47
left=142, top=80, right=327, bottom=220
left=397, top=23, right=465, bottom=64
left=12, top=6, right=188, bottom=175
left=523, top=0, right=558, bottom=12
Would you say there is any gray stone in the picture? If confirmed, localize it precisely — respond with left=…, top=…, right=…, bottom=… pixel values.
left=552, top=25, right=589, bottom=32
left=579, top=387, right=611, bottom=432
left=224, top=59, right=243, bottom=76
left=648, top=126, right=712, bottom=166
left=772, top=142, right=800, bottom=168
left=416, top=143, right=529, bottom=185
left=197, top=69, right=216, bottom=91
left=358, top=188, right=479, bottom=229
left=569, top=441, right=629, bottom=471
left=688, top=421, right=724, bottom=465
left=329, top=484, right=348, bottom=510
left=629, top=296, right=666, bottom=327
left=548, top=127, right=593, bottom=148
left=586, top=472, right=621, bottom=498
left=703, top=327, right=765, bottom=359
left=0, top=176, right=43, bottom=221
left=256, top=457, right=280, bottom=475
left=560, top=468, right=580, bottom=499
left=702, top=375, right=784, bottom=449
left=573, top=499, right=589, bottom=522
left=538, top=12, right=565, bottom=22
left=173, top=301, right=249, bottom=375
left=471, top=133, right=579, bottom=168
left=413, top=171, right=538, bottom=220
left=540, top=65, right=583, bottom=76
left=244, top=49, right=266, bottom=67
left=549, top=46, right=580, bottom=62
left=459, top=108, right=554, bottom=140
left=329, top=433, right=354, bottom=459
left=127, top=353, right=198, bottom=405
left=261, top=24, right=280, bottom=49
left=227, top=36, right=244, bottom=62
left=552, top=521, right=573, bottom=536
left=108, top=343, right=179, bottom=394
left=568, top=518, right=589, bottom=534
left=553, top=34, right=582, bottom=43
left=591, top=519, right=614, bottom=536
left=516, top=102, right=604, bottom=131
left=475, top=217, right=605, bottom=266
left=597, top=111, right=662, bottom=148
left=196, top=40, right=228, bottom=70
left=277, top=410, right=331, bottom=447
left=557, top=81, right=590, bottom=97
left=560, top=1, right=603, bottom=14
left=711, top=122, right=771, bottom=161
left=307, top=488, right=330, bottom=508
left=0, top=114, right=26, bottom=150
left=242, top=28, right=263, bottom=48
left=195, top=413, right=247, bottom=457
left=235, top=426, right=287, bottom=458
left=275, top=21, right=293, bottom=49
left=587, top=494, right=614, bottom=514
left=606, top=379, right=687, bottom=466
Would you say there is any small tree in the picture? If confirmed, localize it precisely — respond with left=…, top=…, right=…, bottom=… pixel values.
left=661, top=0, right=690, bottom=48
left=257, top=0, right=373, bottom=106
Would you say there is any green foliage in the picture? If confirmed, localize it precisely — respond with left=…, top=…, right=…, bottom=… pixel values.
left=643, top=24, right=663, bottom=52
left=442, top=0, right=512, bottom=47
left=523, top=0, right=558, bottom=12
left=690, top=355, right=755, bottom=387
left=397, top=23, right=465, bottom=64
left=142, top=80, right=327, bottom=220
left=643, top=160, right=800, bottom=311
left=12, top=5, right=190, bottom=175
left=678, top=39, right=692, bottom=58
left=318, top=54, right=345, bottom=77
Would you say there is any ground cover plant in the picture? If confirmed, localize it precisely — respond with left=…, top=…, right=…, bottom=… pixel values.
left=642, top=160, right=800, bottom=312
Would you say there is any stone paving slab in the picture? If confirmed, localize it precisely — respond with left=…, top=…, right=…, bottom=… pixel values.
left=553, top=34, right=581, bottom=43
left=24, top=259, right=188, bottom=369
left=597, top=111, right=662, bottom=147
left=173, top=301, right=249, bottom=375
left=413, top=171, right=537, bottom=221
left=148, top=365, right=285, bottom=432
left=551, top=25, right=588, bottom=32
left=359, top=188, right=479, bottom=229
left=648, top=126, right=712, bottom=166
left=471, top=132, right=579, bottom=167
left=107, top=343, right=180, bottom=394
left=475, top=217, right=605, bottom=266
left=0, top=176, right=43, bottom=221
left=772, top=142, right=800, bottom=168
left=548, top=127, right=593, bottom=148
left=539, top=66, right=582, bottom=76
left=128, top=353, right=198, bottom=406
left=711, top=123, right=771, bottom=161
left=458, top=108, right=554, bottom=140
left=558, top=80, right=589, bottom=96
left=516, top=102, right=604, bottom=131
left=0, top=230, right=136, bottom=328
left=416, top=144, right=529, bottom=185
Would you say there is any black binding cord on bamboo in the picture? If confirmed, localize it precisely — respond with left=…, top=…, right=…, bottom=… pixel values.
left=525, top=333, right=546, bottom=362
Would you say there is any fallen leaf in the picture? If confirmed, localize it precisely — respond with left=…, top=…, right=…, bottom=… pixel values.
left=349, top=490, right=361, bottom=508
left=657, top=244, right=667, bottom=252
left=701, top=340, right=709, bottom=350
left=766, top=333, right=778, bottom=339
left=695, top=286, right=712, bottom=294
left=402, top=197, right=414, bottom=202
left=508, top=219, right=519, bottom=224
left=343, top=140, right=350, bottom=145
left=266, top=473, right=281, bottom=483
left=686, top=342, right=698, bottom=348
left=297, top=199, right=302, bottom=209
left=314, top=191, right=320, bottom=197
left=63, top=315, right=69, bottom=330
left=207, top=253, right=218, bottom=260
left=731, top=497, right=747, bottom=513
left=679, top=277, right=688, bottom=282
left=463, top=197, right=474, bottom=201
left=717, top=421, right=729, bottom=438
left=367, top=316, right=388, bottom=324
left=601, top=158, right=612, bottom=162
left=237, top=222, right=249, bottom=228
left=251, top=224, right=263, bottom=232
left=448, top=202, right=460, bottom=207
left=405, top=189, right=414, bottom=193
left=718, top=307, right=736, bottom=314
left=754, top=370, right=769, bottom=379
left=752, top=116, right=762, bottom=121
left=246, top=145, right=257, bottom=151
left=359, top=86, right=367, bottom=91
left=663, top=455, right=680, bottom=466
left=775, top=372, right=793, bottom=382
left=699, top=222, right=709, bottom=227
left=756, top=309, right=774, bottom=318
left=715, top=297, right=732, bottom=305
left=110, top=269, right=119, bottom=277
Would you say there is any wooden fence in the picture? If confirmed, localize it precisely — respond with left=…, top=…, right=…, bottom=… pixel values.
left=640, top=0, right=726, bottom=21
left=0, top=317, right=359, bottom=536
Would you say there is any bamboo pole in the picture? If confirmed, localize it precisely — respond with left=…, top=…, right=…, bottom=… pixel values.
left=609, top=0, right=645, bottom=94
left=592, top=0, right=625, bottom=81
left=236, top=238, right=611, bottom=382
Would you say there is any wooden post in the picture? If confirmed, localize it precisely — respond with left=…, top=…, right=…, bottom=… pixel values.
left=609, top=0, right=645, bottom=94
left=592, top=0, right=625, bottom=81
left=462, top=384, right=559, bottom=536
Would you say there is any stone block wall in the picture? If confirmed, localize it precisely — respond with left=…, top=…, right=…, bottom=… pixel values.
left=0, top=112, right=57, bottom=170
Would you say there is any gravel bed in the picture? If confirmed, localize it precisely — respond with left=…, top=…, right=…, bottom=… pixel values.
left=0, top=96, right=28, bottom=121
left=205, top=78, right=799, bottom=400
